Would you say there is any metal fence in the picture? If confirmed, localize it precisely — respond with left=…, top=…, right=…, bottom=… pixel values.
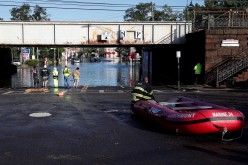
left=193, top=10, right=248, bottom=30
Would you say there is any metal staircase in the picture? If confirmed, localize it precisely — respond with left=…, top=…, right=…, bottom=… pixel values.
left=205, top=49, right=248, bottom=86
left=155, top=33, right=174, bottom=44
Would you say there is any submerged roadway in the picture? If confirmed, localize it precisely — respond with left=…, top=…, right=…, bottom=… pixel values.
left=0, top=86, right=247, bottom=165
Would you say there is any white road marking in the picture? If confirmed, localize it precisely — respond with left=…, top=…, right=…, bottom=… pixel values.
left=29, top=112, right=52, bottom=117
left=2, top=91, right=14, bottom=95
left=153, top=90, right=163, bottom=93
left=105, top=110, right=119, bottom=113
left=117, top=90, right=124, bottom=93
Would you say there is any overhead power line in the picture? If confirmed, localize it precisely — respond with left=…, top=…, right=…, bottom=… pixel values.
left=0, top=0, right=187, bottom=21
left=27, top=0, right=134, bottom=7
left=1, top=0, right=187, bottom=11
left=0, top=4, right=127, bottom=11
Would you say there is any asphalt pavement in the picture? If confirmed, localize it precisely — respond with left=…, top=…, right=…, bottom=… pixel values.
left=0, top=86, right=247, bottom=165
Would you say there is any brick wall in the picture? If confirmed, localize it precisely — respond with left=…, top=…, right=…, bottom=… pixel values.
left=205, top=29, right=248, bottom=70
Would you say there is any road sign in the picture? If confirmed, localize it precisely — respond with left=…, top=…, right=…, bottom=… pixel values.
left=21, top=48, right=30, bottom=54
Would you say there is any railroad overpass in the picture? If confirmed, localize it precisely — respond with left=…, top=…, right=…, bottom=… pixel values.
left=0, top=21, right=192, bottom=46
left=0, top=21, right=194, bottom=87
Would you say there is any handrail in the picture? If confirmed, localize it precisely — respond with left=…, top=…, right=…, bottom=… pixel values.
left=205, top=58, right=232, bottom=84
left=205, top=47, right=248, bottom=85
left=217, top=56, right=248, bottom=84
left=155, top=33, right=174, bottom=44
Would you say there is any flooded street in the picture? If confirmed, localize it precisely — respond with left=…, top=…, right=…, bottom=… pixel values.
left=11, top=58, right=140, bottom=88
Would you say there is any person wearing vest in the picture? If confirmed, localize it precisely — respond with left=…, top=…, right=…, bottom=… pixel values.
left=63, top=65, right=71, bottom=88
left=194, top=62, right=202, bottom=85
left=41, top=65, right=49, bottom=88
left=52, top=67, right=59, bottom=88
left=72, top=67, right=80, bottom=88
left=131, top=77, right=155, bottom=107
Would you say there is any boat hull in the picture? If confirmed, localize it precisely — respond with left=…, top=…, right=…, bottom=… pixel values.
left=131, top=97, right=246, bottom=136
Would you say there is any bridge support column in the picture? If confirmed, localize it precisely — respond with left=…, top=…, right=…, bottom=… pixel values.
left=0, top=48, right=16, bottom=87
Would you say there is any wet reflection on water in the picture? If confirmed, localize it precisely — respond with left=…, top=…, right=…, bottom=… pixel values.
left=11, top=58, right=140, bottom=88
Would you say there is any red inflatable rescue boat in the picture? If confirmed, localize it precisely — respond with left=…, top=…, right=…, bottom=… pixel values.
left=131, top=96, right=246, bottom=140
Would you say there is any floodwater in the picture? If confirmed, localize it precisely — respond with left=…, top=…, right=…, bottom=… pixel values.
left=11, top=58, right=140, bottom=88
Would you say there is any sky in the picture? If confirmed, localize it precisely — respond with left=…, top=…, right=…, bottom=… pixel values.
left=0, top=0, right=204, bottom=21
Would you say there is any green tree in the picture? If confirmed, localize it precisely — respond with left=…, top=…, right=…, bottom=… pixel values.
left=0, top=17, right=3, bottom=20
left=124, top=3, right=153, bottom=21
left=39, top=48, right=51, bottom=59
left=204, top=0, right=248, bottom=10
left=115, top=47, right=129, bottom=57
left=161, top=5, right=177, bottom=21
left=123, top=3, right=177, bottom=21
left=10, top=3, right=32, bottom=20
left=10, top=3, right=49, bottom=21
left=83, top=48, right=97, bottom=55
left=10, top=3, right=50, bottom=66
left=183, top=2, right=204, bottom=21
left=32, top=5, right=50, bottom=21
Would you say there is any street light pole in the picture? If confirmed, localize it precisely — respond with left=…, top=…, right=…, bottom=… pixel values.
left=176, top=51, right=181, bottom=89
left=53, top=48, right=56, bottom=67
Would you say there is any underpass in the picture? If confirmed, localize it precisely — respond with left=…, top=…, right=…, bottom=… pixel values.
left=0, top=21, right=191, bottom=46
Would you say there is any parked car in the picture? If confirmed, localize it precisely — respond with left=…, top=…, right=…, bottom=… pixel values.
left=12, top=60, right=21, bottom=66
left=71, top=58, right=80, bottom=63
left=89, top=54, right=101, bottom=62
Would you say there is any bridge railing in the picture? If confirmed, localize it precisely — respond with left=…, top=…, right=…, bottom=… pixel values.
left=193, top=10, right=248, bottom=30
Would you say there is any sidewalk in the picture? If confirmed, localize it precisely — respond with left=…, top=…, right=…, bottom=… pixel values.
left=165, top=84, right=248, bottom=92
left=1, top=85, right=248, bottom=93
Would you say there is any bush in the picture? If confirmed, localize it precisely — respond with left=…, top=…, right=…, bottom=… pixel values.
left=25, top=60, right=38, bottom=67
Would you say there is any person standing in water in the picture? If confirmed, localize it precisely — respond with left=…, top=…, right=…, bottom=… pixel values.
left=72, top=67, right=80, bottom=88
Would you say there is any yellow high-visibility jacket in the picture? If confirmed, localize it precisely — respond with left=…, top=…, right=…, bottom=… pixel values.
left=131, top=83, right=154, bottom=102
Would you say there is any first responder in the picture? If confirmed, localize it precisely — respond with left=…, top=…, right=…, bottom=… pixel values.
left=52, top=67, right=59, bottom=88
left=131, top=77, right=155, bottom=107
left=63, top=65, right=71, bottom=88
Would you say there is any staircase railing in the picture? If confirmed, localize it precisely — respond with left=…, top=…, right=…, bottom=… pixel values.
left=205, top=57, right=232, bottom=83
left=216, top=56, right=248, bottom=86
left=155, top=33, right=174, bottom=44
left=205, top=48, right=248, bottom=86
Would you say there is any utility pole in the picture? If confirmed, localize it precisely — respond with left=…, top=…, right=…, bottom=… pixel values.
left=186, top=0, right=188, bottom=21
left=151, top=1, right=154, bottom=21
